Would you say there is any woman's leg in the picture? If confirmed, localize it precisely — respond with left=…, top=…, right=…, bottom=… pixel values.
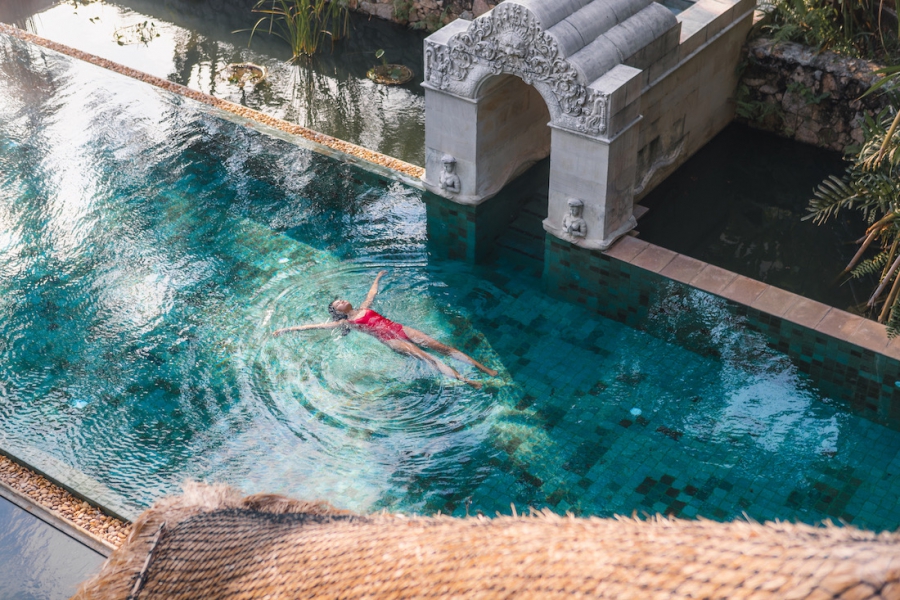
left=383, top=338, right=482, bottom=389
left=402, top=327, right=498, bottom=376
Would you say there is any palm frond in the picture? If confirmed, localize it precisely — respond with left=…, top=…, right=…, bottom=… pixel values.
left=851, top=250, right=890, bottom=278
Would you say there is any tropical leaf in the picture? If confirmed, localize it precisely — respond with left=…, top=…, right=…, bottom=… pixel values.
left=851, top=250, right=890, bottom=278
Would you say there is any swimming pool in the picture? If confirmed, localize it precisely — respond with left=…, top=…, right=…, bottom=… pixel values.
left=2, top=32, right=900, bottom=531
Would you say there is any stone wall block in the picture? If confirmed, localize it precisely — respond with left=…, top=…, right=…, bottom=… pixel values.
left=677, top=12, right=709, bottom=60
left=737, top=37, right=889, bottom=151
left=351, top=0, right=499, bottom=30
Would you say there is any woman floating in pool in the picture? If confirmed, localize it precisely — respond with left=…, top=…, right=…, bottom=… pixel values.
left=273, top=271, right=497, bottom=388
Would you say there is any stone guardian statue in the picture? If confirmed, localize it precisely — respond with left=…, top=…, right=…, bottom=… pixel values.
left=439, top=154, right=461, bottom=194
left=562, top=198, right=587, bottom=238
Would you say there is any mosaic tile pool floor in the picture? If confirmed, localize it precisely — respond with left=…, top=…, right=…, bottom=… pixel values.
left=418, top=200, right=900, bottom=531
left=1, top=31, right=899, bottom=531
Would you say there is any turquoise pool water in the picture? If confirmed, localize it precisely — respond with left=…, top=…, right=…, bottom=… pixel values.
left=2, top=33, right=900, bottom=530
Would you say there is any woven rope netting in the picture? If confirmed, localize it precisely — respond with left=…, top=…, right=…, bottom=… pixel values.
left=73, top=483, right=900, bottom=599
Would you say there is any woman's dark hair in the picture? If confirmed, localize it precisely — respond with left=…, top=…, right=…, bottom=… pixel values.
left=328, top=300, right=349, bottom=321
left=328, top=300, right=351, bottom=336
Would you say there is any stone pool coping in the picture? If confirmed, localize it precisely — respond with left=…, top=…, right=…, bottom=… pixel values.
left=606, top=235, right=900, bottom=361
left=0, top=23, right=426, bottom=186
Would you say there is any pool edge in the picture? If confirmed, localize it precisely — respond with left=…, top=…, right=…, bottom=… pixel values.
left=605, top=235, right=900, bottom=362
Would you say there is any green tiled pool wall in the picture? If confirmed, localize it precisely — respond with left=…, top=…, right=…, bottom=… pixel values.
left=424, top=170, right=545, bottom=262
left=424, top=193, right=479, bottom=262
left=741, top=308, right=900, bottom=429
left=543, top=236, right=900, bottom=431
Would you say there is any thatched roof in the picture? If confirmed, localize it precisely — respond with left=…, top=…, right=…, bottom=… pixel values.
left=73, top=482, right=900, bottom=599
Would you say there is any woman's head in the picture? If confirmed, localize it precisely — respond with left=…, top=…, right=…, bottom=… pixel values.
left=328, top=299, right=352, bottom=321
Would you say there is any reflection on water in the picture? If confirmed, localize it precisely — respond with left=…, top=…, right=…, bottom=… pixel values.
left=1, top=0, right=427, bottom=164
left=0, top=497, right=104, bottom=600
left=3, top=31, right=900, bottom=532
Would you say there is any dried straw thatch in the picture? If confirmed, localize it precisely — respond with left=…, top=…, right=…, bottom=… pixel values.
left=73, top=482, right=900, bottom=599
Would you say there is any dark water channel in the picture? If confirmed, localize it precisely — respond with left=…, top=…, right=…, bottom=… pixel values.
left=638, top=124, right=871, bottom=313
left=1, top=0, right=427, bottom=164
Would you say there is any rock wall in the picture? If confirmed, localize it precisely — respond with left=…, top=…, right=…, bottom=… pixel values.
left=348, top=0, right=499, bottom=30
left=737, top=38, right=890, bottom=152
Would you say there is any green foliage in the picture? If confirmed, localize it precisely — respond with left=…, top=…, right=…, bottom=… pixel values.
left=806, top=68, right=900, bottom=334
left=756, top=0, right=900, bottom=61
left=735, top=83, right=784, bottom=123
left=244, top=0, right=350, bottom=60
left=392, top=0, right=414, bottom=23
left=786, top=80, right=831, bottom=104
left=851, top=250, right=889, bottom=278
left=807, top=111, right=900, bottom=225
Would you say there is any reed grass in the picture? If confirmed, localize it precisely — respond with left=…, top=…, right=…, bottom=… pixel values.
left=247, top=0, right=349, bottom=60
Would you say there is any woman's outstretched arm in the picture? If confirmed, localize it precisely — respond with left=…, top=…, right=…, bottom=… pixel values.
left=359, top=270, right=388, bottom=311
left=273, top=322, right=342, bottom=337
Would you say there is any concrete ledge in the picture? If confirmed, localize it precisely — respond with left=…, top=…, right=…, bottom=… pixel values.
left=676, top=1, right=754, bottom=67
left=604, top=236, right=900, bottom=361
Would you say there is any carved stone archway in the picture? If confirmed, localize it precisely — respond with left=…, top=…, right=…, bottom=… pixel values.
left=423, top=0, right=679, bottom=250
left=424, top=2, right=609, bottom=138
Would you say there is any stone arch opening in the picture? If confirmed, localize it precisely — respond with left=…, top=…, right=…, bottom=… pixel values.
left=468, top=73, right=553, bottom=202
left=421, top=0, right=673, bottom=251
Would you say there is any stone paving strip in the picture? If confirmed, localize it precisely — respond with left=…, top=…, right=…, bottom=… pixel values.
left=608, top=235, right=900, bottom=360
left=0, top=23, right=425, bottom=181
left=0, top=455, right=130, bottom=548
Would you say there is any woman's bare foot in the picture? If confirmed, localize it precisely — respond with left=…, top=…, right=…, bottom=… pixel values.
left=467, top=358, right=497, bottom=377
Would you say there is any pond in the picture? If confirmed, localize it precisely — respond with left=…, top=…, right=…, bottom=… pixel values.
left=1, top=0, right=427, bottom=164
left=638, top=124, right=870, bottom=312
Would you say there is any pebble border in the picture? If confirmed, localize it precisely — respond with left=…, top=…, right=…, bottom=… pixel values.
left=0, top=455, right=130, bottom=548
left=0, top=23, right=425, bottom=180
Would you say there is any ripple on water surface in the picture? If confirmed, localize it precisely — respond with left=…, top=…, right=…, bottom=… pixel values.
left=3, top=32, right=900, bottom=531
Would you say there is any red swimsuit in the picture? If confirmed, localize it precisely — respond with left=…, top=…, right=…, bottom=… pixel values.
left=349, top=309, right=411, bottom=342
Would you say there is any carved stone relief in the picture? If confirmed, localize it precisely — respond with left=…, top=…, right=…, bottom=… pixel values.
left=424, top=3, right=608, bottom=137
left=562, top=198, right=587, bottom=238
left=438, top=154, right=461, bottom=194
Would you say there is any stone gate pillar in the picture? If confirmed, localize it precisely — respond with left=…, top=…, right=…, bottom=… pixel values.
left=544, top=69, right=643, bottom=249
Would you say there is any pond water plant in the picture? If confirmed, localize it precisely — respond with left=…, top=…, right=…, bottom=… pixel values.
left=806, top=67, right=900, bottom=333
left=245, top=0, right=350, bottom=60
left=222, top=63, right=268, bottom=86
left=113, top=21, right=160, bottom=46
left=367, top=49, right=413, bottom=85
